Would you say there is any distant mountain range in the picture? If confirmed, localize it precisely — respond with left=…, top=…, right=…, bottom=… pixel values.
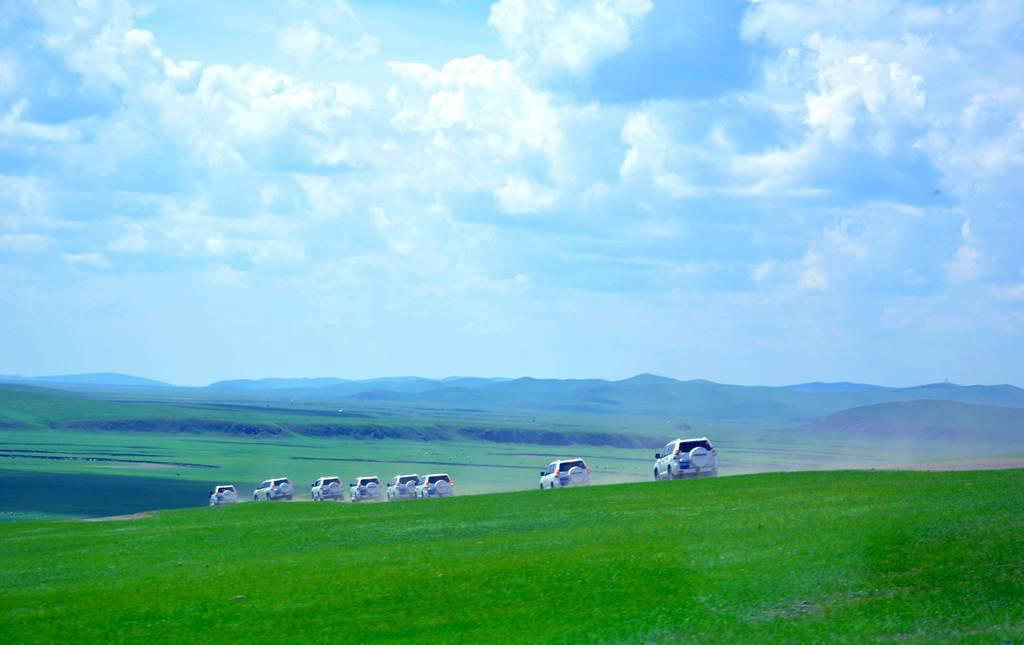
left=1, top=372, right=1022, bottom=425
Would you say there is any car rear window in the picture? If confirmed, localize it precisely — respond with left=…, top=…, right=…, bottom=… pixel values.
left=359, top=477, right=379, bottom=485
left=273, top=478, right=290, bottom=486
left=427, top=474, right=450, bottom=483
left=322, top=478, right=340, bottom=486
left=558, top=460, right=585, bottom=472
left=398, top=476, right=419, bottom=485
left=677, top=441, right=712, bottom=453
left=217, top=486, right=234, bottom=493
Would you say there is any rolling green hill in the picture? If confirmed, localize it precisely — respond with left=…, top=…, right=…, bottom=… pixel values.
left=806, top=399, right=1024, bottom=441
left=0, top=470, right=1020, bottom=642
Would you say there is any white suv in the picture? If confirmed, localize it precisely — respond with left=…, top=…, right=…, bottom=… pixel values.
left=539, top=459, right=591, bottom=489
left=254, top=477, right=294, bottom=501
left=311, top=476, right=345, bottom=501
left=416, top=473, right=455, bottom=499
left=349, top=476, right=383, bottom=502
left=209, top=484, right=238, bottom=506
left=653, top=437, right=718, bottom=480
left=386, top=474, right=421, bottom=501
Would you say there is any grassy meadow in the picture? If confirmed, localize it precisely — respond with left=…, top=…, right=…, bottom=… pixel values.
left=0, top=469, right=1021, bottom=643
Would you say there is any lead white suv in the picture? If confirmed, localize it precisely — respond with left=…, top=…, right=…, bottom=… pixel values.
left=311, top=476, right=344, bottom=501
left=539, top=459, right=591, bottom=489
left=209, top=484, right=238, bottom=506
left=254, top=477, right=293, bottom=501
left=653, top=437, right=718, bottom=480
left=386, top=474, right=421, bottom=501
left=349, top=476, right=383, bottom=502
left=416, top=473, right=455, bottom=498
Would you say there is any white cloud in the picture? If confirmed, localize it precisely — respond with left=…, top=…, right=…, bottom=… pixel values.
left=797, top=251, right=829, bottom=291
left=277, top=21, right=378, bottom=64
left=947, top=218, right=983, bottom=284
left=388, top=55, right=565, bottom=196
left=0, top=100, right=82, bottom=142
left=0, top=233, right=50, bottom=252
left=991, top=281, right=1024, bottom=302
left=61, top=252, right=111, bottom=268
left=750, top=251, right=829, bottom=291
left=488, top=0, right=652, bottom=75
left=494, top=174, right=557, bottom=213
left=619, top=110, right=697, bottom=198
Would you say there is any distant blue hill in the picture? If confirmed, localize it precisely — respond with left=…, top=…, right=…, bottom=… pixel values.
left=786, top=382, right=882, bottom=393
left=0, top=372, right=170, bottom=387
left=208, top=377, right=350, bottom=390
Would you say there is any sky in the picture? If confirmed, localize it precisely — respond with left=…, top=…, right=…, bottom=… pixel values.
left=0, top=0, right=1022, bottom=387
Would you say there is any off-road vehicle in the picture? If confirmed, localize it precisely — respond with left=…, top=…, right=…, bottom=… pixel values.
left=653, top=437, right=718, bottom=479
left=209, top=484, right=238, bottom=506
left=311, top=476, right=344, bottom=501
left=254, top=477, right=293, bottom=501
left=415, top=473, right=455, bottom=498
left=539, top=459, right=591, bottom=489
left=349, top=476, right=383, bottom=502
left=386, top=474, right=421, bottom=501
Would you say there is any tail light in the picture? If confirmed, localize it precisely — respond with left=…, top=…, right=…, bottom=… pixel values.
left=585, top=465, right=590, bottom=473
left=555, top=470, right=561, bottom=476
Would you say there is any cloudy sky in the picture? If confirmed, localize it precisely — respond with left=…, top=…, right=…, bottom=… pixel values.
left=1, top=0, right=1022, bottom=386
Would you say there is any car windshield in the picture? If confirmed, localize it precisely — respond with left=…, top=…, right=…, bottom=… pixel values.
left=427, top=474, right=450, bottom=483
left=322, top=478, right=339, bottom=485
left=558, top=460, right=585, bottom=472
left=273, top=479, right=289, bottom=486
left=678, top=441, right=712, bottom=453
left=399, top=476, right=419, bottom=484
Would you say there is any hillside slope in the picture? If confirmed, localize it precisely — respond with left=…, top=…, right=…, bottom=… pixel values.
left=0, top=470, right=1020, bottom=642
left=805, top=399, right=1024, bottom=442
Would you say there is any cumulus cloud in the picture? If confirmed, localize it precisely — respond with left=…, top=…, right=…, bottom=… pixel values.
left=619, top=110, right=697, bottom=197
left=488, top=0, right=653, bottom=75
left=388, top=55, right=565, bottom=197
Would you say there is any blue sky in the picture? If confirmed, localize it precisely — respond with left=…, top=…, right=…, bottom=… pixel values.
left=1, top=0, right=1022, bottom=386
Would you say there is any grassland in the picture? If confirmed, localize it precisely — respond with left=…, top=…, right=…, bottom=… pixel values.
left=1, top=469, right=1021, bottom=643
left=3, top=382, right=1023, bottom=521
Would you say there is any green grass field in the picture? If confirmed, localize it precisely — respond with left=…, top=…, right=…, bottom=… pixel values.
left=1, top=469, right=1021, bottom=643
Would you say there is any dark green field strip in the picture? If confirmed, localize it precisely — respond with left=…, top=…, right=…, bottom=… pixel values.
left=0, top=469, right=215, bottom=518
left=0, top=453, right=217, bottom=468
left=0, top=470, right=1021, bottom=643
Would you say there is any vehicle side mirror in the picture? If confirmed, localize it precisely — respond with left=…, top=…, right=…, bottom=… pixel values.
left=655, top=453, right=661, bottom=459
left=540, top=470, right=545, bottom=476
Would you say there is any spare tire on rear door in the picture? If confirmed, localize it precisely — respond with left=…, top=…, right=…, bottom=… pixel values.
left=689, top=446, right=711, bottom=469
left=435, top=480, right=450, bottom=496
left=568, top=466, right=586, bottom=485
left=365, top=481, right=379, bottom=497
